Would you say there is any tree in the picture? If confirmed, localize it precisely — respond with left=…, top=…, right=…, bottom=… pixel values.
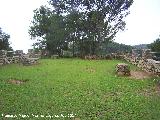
left=45, top=14, right=69, bottom=55
left=29, top=0, right=133, bottom=57
left=65, top=11, right=83, bottom=56
left=0, top=27, right=12, bottom=50
left=29, top=6, right=52, bottom=38
left=49, top=0, right=133, bottom=56
left=29, top=6, right=52, bottom=50
left=148, top=38, right=160, bottom=52
left=102, top=41, right=133, bottom=54
left=29, top=6, right=69, bottom=55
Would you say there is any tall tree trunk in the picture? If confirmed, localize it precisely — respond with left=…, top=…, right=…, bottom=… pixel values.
left=72, top=39, right=75, bottom=57
left=80, top=38, right=84, bottom=58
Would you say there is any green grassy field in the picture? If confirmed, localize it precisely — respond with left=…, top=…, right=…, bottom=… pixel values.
left=0, top=59, right=160, bottom=120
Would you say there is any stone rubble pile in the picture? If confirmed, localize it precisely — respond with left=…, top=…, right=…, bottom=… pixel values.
left=28, top=49, right=41, bottom=58
left=116, top=63, right=130, bottom=76
left=138, top=59, right=160, bottom=75
left=0, top=49, right=40, bottom=66
left=0, top=50, right=10, bottom=64
left=124, top=49, right=160, bottom=76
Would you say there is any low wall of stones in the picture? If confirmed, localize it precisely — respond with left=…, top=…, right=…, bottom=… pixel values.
left=124, top=49, right=160, bottom=76
left=84, top=53, right=124, bottom=60
left=0, top=49, right=41, bottom=66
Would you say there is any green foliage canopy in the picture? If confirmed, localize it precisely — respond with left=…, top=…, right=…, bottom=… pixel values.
left=0, top=27, right=12, bottom=51
left=148, top=38, right=160, bottom=52
left=29, top=0, right=134, bottom=56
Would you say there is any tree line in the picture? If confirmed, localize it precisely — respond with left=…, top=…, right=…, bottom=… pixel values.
left=148, top=37, right=160, bottom=52
left=29, top=0, right=134, bottom=57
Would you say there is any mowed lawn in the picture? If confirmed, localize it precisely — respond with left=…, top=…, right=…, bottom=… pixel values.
left=0, top=59, right=160, bottom=120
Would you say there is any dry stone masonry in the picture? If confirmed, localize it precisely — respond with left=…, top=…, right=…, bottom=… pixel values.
left=116, top=63, right=130, bottom=76
left=0, top=50, right=8, bottom=65
left=124, top=49, right=160, bottom=76
left=0, top=49, right=40, bottom=66
left=1, top=48, right=159, bottom=75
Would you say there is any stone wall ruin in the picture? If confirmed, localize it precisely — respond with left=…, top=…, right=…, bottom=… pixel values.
left=124, top=49, right=160, bottom=76
left=0, top=49, right=41, bottom=66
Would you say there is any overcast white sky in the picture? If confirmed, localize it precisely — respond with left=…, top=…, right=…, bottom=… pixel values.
left=0, top=0, right=160, bottom=52
left=115, top=0, right=160, bottom=45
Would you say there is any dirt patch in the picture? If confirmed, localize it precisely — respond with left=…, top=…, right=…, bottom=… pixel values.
left=8, top=79, right=28, bottom=85
left=74, top=118, right=81, bottom=120
left=139, top=88, right=154, bottom=97
left=155, top=84, right=160, bottom=95
left=138, top=85, right=160, bottom=97
left=129, top=70, right=154, bottom=80
left=85, top=67, right=96, bottom=73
